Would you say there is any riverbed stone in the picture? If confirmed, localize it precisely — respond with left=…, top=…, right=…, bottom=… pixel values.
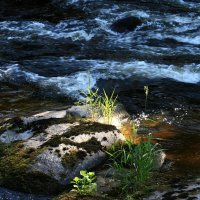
left=96, top=176, right=120, bottom=193
left=24, top=122, right=79, bottom=148
left=67, top=105, right=91, bottom=118
left=0, top=130, right=33, bottom=143
left=153, top=150, right=166, bottom=170
left=67, top=104, right=131, bottom=128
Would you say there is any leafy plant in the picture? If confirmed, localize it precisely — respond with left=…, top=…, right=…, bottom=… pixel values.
left=106, top=141, right=138, bottom=194
left=144, top=86, right=149, bottom=111
left=71, top=170, right=97, bottom=196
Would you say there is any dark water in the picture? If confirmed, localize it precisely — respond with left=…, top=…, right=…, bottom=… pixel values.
left=0, top=0, right=200, bottom=198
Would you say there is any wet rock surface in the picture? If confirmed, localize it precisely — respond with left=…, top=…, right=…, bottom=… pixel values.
left=111, top=16, right=142, bottom=33
left=0, top=105, right=168, bottom=198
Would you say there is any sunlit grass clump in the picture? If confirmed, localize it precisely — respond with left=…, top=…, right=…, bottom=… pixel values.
left=107, top=124, right=160, bottom=195
left=82, top=85, right=117, bottom=124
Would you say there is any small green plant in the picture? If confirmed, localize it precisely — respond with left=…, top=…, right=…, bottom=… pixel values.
left=144, top=86, right=149, bottom=111
left=81, top=75, right=118, bottom=124
left=99, top=89, right=117, bottom=124
left=71, top=170, right=97, bottom=196
left=107, top=141, right=138, bottom=193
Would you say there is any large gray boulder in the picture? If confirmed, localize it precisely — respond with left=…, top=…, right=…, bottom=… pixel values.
left=0, top=109, right=125, bottom=194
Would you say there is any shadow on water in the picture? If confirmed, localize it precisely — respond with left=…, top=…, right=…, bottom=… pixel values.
left=0, top=83, right=71, bottom=118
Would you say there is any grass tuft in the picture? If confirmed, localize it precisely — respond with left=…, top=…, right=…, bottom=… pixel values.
left=107, top=133, right=160, bottom=195
left=99, top=89, right=118, bottom=124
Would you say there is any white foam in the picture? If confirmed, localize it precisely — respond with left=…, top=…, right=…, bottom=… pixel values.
left=167, top=15, right=193, bottom=24
left=43, top=71, right=97, bottom=97
left=163, top=0, right=200, bottom=7
left=154, top=33, right=200, bottom=45
left=1, top=60, right=199, bottom=101
left=174, top=25, right=198, bottom=33
left=121, top=10, right=150, bottom=19
left=95, top=18, right=117, bottom=35
left=59, top=0, right=101, bottom=5
left=74, top=59, right=200, bottom=84
left=173, top=35, right=200, bottom=45
left=115, top=61, right=200, bottom=83
left=0, top=64, right=97, bottom=99
left=0, top=21, right=94, bottom=41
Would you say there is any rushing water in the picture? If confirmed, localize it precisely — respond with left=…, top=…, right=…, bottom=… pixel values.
left=0, top=0, right=200, bottom=198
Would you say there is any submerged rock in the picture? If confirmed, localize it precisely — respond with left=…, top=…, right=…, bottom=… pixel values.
left=111, top=16, right=142, bottom=33
left=153, top=150, right=166, bottom=170
left=146, top=177, right=200, bottom=200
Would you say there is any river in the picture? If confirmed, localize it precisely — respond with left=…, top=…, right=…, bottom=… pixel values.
left=0, top=0, right=200, bottom=199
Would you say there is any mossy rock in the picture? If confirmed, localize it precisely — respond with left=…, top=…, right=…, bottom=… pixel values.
left=0, top=117, right=24, bottom=133
left=0, top=112, right=125, bottom=195
left=0, top=111, right=75, bottom=136
left=0, top=141, right=63, bottom=194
